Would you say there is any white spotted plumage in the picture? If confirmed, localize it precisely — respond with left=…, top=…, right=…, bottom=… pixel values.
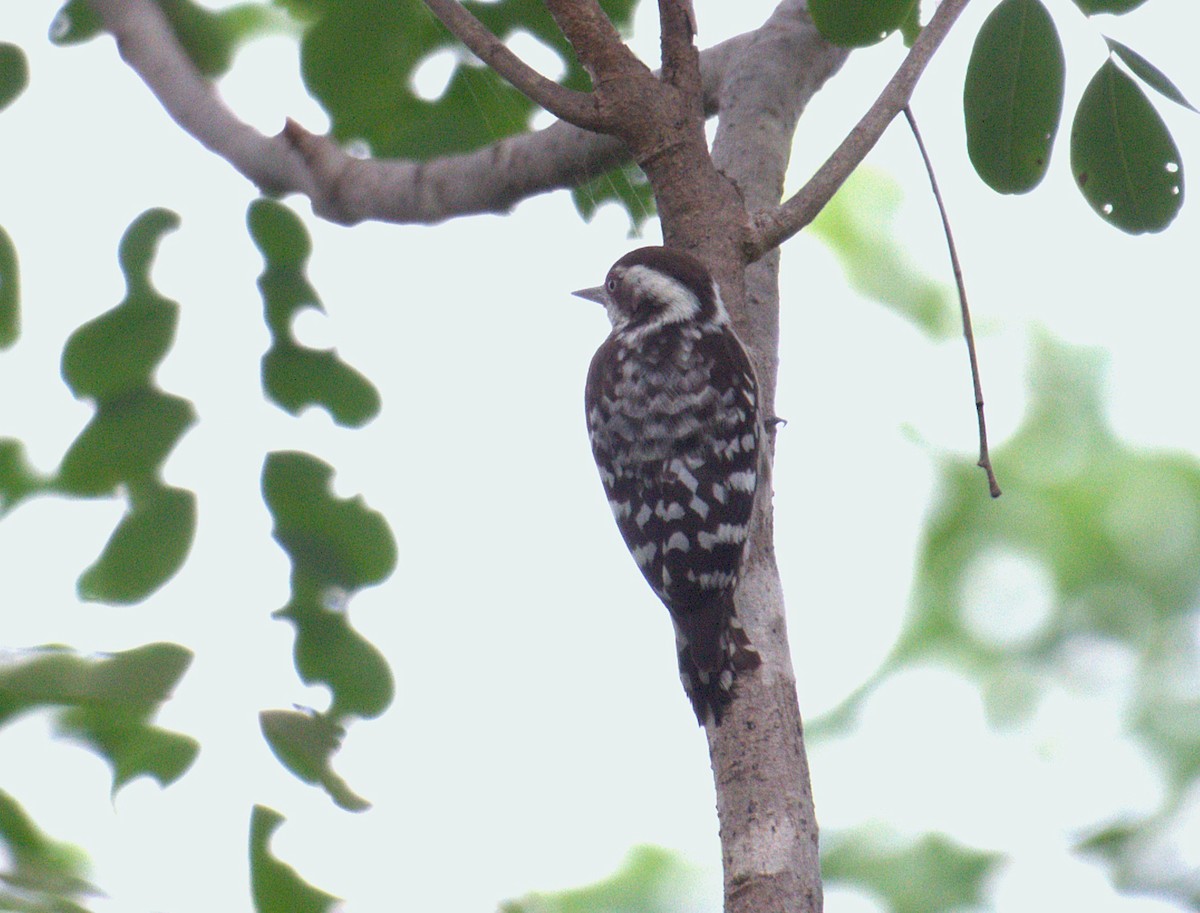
left=576, top=246, right=763, bottom=727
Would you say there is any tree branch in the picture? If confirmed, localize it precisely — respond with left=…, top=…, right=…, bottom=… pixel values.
left=704, top=4, right=846, bottom=911
left=88, top=0, right=318, bottom=199
left=88, top=0, right=756, bottom=226
left=543, top=0, right=648, bottom=85
left=420, top=0, right=608, bottom=131
left=658, top=0, right=702, bottom=103
left=747, top=0, right=973, bottom=260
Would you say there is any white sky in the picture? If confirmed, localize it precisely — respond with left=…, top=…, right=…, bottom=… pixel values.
left=1, top=2, right=1199, bottom=912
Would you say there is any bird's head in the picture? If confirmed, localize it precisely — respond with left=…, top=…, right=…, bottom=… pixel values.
left=573, top=246, right=725, bottom=333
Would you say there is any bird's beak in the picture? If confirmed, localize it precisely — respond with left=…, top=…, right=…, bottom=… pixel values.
left=572, top=285, right=609, bottom=306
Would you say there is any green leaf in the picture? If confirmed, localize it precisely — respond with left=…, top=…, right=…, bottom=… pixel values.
left=0, top=43, right=29, bottom=113
left=259, top=710, right=369, bottom=811
left=0, top=439, right=47, bottom=514
left=263, top=452, right=396, bottom=592
left=899, top=1, right=922, bottom=46
left=261, top=348, right=381, bottom=428
left=964, top=0, right=1065, bottom=194
left=62, top=208, right=180, bottom=400
left=0, top=224, right=18, bottom=349
left=156, top=0, right=290, bottom=77
left=809, top=0, right=918, bottom=47
left=501, top=846, right=702, bottom=913
left=50, top=0, right=287, bottom=66
left=897, top=333, right=1200, bottom=707
left=49, top=1, right=103, bottom=45
left=250, top=806, right=340, bottom=913
left=571, top=162, right=655, bottom=236
left=1105, top=37, right=1198, bottom=113
left=61, top=301, right=177, bottom=405
left=823, top=828, right=1003, bottom=913
left=288, top=0, right=647, bottom=223
left=76, top=483, right=197, bottom=604
left=1070, top=0, right=1149, bottom=14
left=261, top=451, right=396, bottom=801
left=809, top=167, right=956, bottom=338
left=0, top=644, right=198, bottom=791
left=1071, top=60, right=1184, bottom=233
left=57, top=391, right=196, bottom=495
left=248, top=199, right=381, bottom=427
left=52, top=209, right=198, bottom=599
left=0, top=789, right=98, bottom=913
left=279, top=588, right=394, bottom=719
left=293, top=0, right=636, bottom=159
left=263, top=452, right=395, bottom=716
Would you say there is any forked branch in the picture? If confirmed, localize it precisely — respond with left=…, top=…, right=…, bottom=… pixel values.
left=421, top=0, right=609, bottom=130
left=747, top=0, right=973, bottom=260
left=88, top=0, right=755, bottom=225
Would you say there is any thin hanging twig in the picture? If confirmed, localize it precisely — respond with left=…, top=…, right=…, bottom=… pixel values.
left=903, top=105, right=1001, bottom=498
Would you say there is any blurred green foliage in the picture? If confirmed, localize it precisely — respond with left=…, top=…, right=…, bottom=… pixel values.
left=0, top=209, right=197, bottom=604
left=249, top=199, right=382, bottom=427
left=808, top=332, right=1200, bottom=911
left=0, top=43, right=27, bottom=114
left=811, top=167, right=956, bottom=337
left=0, top=225, right=18, bottom=350
left=823, top=829, right=1002, bottom=913
left=259, top=451, right=397, bottom=810
left=0, top=790, right=98, bottom=913
left=0, top=644, right=198, bottom=793
left=250, top=806, right=341, bottom=913
left=50, top=0, right=291, bottom=73
left=809, top=0, right=917, bottom=48
left=281, top=0, right=636, bottom=159
left=501, top=846, right=707, bottom=913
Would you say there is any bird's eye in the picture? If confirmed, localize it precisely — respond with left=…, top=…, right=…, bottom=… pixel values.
left=606, top=277, right=618, bottom=293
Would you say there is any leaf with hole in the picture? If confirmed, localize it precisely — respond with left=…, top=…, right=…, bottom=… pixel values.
left=296, top=0, right=636, bottom=159
left=964, top=0, right=1064, bottom=194
left=1071, top=60, right=1184, bottom=233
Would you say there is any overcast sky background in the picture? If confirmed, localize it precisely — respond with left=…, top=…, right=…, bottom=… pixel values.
left=1, top=1, right=1199, bottom=912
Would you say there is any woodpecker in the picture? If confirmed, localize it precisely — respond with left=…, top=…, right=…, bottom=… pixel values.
left=575, top=246, right=762, bottom=726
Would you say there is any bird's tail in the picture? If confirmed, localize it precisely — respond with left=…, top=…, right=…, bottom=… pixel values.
left=673, top=597, right=761, bottom=727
